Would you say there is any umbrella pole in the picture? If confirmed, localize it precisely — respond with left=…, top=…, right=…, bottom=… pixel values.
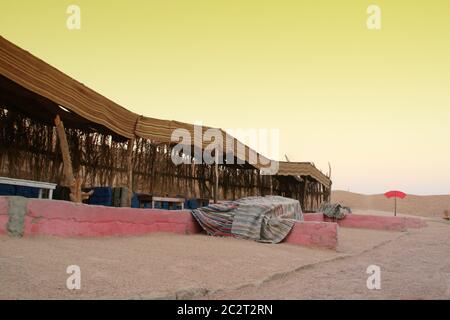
left=394, top=197, right=397, bottom=216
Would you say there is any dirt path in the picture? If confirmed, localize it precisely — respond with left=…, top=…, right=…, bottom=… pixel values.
left=206, top=220, right=450, bottom=299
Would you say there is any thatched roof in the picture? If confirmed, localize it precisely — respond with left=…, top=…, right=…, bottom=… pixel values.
left=0, top=36, right=137, bottom=138
left=0, top=36, right=273, bottom=167
left=0, top=35, right=331, bottom=187
left=278, top=162, right=332, bottom=187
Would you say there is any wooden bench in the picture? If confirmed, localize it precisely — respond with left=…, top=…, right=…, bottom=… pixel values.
left=0, top=177, right=57, bottom=199
left=152, top=196, right=185, bottom=210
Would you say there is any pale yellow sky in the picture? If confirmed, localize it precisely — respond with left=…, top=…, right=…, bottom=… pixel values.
left=1, top=1, right=449, bottom=194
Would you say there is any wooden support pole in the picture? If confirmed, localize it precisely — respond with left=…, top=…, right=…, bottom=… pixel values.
left=126, top=138, right=135, bottom=207
left=303, top=177, right=309, bottom=211
left=54, top=115, right=74, bottom=186
left=214, top=151, right=219, bottom=204
left=54, top=115, right=92, bottom=203
left=269, top=176, right=273, bottom=195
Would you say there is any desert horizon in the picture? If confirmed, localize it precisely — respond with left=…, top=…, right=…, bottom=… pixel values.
left=331, top=190, right=450, bottom=218
left=333, top=189, right=450, bottom=197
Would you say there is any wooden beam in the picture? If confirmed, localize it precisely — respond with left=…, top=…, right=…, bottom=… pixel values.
left=126, top=138, right=135, bottom=207
left=54, top=115, right=92, bottom=203
left=54, top=115, right=74, bottom=186
left=303, top=177, right=309, bottom=210
left=214, top=151, right=219, bottom=203
left=269, top=176, right=273, bottom=195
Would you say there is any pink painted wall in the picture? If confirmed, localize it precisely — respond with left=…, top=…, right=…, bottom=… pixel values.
left=22, top=199, right=203, bottom=237
left=0, top=196, right=202, bottom=237
left=0, top=197, right=8, bottom=234
left=284, top=221, right=338, bottom=249
left=0, top=197, right=339, bottom=249
left=304, top=213, right=427, bottom=231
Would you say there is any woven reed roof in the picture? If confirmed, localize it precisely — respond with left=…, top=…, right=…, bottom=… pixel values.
left=0, top=35, right=330, bottom=187
left=277, top=162, right=332, bottom=187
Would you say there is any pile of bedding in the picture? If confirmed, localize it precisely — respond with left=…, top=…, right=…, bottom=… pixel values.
left=191, top=196, right=303, bottom=244
left=319, top=202, right=352, bottom=220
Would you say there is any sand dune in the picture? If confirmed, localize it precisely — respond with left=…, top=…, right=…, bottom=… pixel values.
left=332, top=190, right=450, bottom=218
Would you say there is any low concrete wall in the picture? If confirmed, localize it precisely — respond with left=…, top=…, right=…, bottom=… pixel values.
left=304, top=213, right=427, bottom=231
left=284, top=221, right=338, bottom=249
left=0, top=197, right=202, bottom=237
left=0, top=197, right=8, bottom=234
left=0, top=197, right=339, bottom=249
left=26, top=199, right=204, bottom=237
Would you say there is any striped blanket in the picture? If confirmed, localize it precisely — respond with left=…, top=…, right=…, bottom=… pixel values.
left=319, top=202, right=352, bottom=220
left=191, top=196, right=303, bottom=244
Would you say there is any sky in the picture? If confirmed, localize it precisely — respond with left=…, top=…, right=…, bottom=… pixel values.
left=1, top=0, right=449, bottom=195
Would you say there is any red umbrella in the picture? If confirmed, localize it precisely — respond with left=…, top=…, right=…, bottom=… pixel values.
left=384, top=190, right=406, bottom=199
left=384, top=190, right=407, bottom=216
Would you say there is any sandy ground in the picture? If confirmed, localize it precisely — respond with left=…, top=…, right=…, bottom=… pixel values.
left=332, top=190, right=450, bottom=218
left=0, top=228, right=402, bottom=299
left=207, top=220, right=450, bottom=299
left=0, top=233, right=343, bottom=299
left=350, top=208, right=436, bottom=219
left=2, top=216, right=448, bottom=299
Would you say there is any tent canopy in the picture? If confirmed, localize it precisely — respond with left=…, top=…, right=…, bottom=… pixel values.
left=0, top=35, right=331, bottom=188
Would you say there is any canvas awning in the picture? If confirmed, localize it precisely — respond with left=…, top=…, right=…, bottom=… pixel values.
left=0, top=36, right=138, bottom=139
left=277, top=162, right=332, bottom=187
left=0, top=36, right=331, bottom=187
left=0, top=36, right=275, bottom=169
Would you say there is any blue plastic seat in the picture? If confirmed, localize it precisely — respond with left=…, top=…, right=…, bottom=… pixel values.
left=0, top=184, right=16, bottom=196
left=188, top=198, right=199, bottom=209
left=88, top=187, right=113, bottom=206
left=15, top=186, right=40, bottom=198
left=131, top=194, right=140, bottom=208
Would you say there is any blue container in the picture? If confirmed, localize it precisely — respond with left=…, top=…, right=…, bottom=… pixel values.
left=88, top=187, right=113, bottom=206
left=0, top=184, right=16, bottom=196
left=15, top=186, right=40, bottom=198
left=131, top=194, right=140, bottom=208
left=188, top=198, right=199, bottom=209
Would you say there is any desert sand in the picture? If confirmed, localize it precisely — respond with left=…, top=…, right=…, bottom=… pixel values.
left=207, top=220, right=450, bottom=300
left=1, top=191, right=449, bottom=299
left=332, top=190, right=450, bottom=218
left=1, top=217, right=449, bottom=299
